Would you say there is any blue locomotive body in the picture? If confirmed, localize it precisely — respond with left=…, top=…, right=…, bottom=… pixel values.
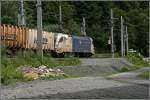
left=72, top=36, right=91, bottom=53
left=72, top=36, right=94, bottom=57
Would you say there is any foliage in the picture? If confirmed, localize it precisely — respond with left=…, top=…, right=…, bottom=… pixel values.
left=43, top=24, right=59, bottom=32
left=1, top=1, right=149, bottom=56
left=1, top=50, right=81, bottom=68
left=1, top=65, right=24, bottom=85
left=1, top=51, right=81, bottom=85
left=127, top=52, right=148, bottom=68
left=92, top=53, right=120, bottom=58
left=138, top=71, right=149, bottom=79
left=119, top=52, right=148, bottom=72
left=119, top=67, right=129, bottom=72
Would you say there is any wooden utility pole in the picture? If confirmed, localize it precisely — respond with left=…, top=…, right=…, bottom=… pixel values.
left=121, top=16, right=124, bottom=57
left=125, top=26, right=129, bottom=55
left=110, top=9, right=114, bottom=58
left=37, top=0, right=43, bottom=58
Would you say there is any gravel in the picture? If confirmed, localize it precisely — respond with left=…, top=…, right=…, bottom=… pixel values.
left=1, top=77, right=148, bottom=99
left=61, top=65, right=118, bottom=77
left=80, top=58, right=133, bottom=66
left=60, top=58, right=133, bottom=77
left=1, top=58, right=148, bottom=99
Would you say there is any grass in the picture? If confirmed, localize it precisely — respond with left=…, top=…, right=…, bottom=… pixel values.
left=1, top=65, right=24, bottom=85
left=138, top=71, right=149, bottom=79
left=126, top=53, right=148, bottom=70
left=119, top=52, right=148, bottom=72
left=92, top=53, right=120, bottom=58
left=1, top=50, right=81, bottom=85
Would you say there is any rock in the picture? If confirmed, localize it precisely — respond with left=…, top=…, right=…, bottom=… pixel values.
left=18, top=65, right=65, bottom=80
left=39, top=65, right=47, bottom=69
left=57, top=69, right=61, bottom=72
left=49, top=68, right=54, bottom=72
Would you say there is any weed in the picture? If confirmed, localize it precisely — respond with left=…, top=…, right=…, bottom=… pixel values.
left=1, top=50, right=81, bottom=85
left=138, top=71, right=149, bottom=79
left=119, top=53, right=148, bottom=72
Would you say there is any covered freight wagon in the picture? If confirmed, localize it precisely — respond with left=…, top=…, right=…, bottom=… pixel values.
left=0, top=24, right=27, bottom=48
left=25, top=29, right=55, bottom=51
left=0, top=24, right=55, bottom=51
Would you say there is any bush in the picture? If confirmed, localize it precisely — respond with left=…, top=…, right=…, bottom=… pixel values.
left=1, top=50, right=81, bottom=85
left=126, top=52, right=148, bottom=71
left=120, top=67, right=129, bottom=72
left=139, top=71, right=149, bottom=79
left=127, top=52, right=148, bottom=67
left=1, top=66, right=23, bottom=85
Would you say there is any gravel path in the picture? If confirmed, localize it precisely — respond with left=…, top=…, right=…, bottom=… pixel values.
left=1, top=77, right=148, bottom=99
left=60, top=58, right=133, bottom=77
left=1, top=58, right=149, bottom=99
left=108, top=67, right=150, bottom=85
left=110, top=67, right=150, bottom=79
left=80, top=58, right=133, bottom=66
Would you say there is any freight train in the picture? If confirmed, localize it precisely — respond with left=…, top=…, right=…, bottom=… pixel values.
left=0, top=24, right=95, bottom=57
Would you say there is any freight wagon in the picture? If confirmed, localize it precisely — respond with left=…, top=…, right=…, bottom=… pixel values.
left=0, top=24, right=27, bottom=49
left=1, top=24, right=95, bottom=57
left=0, top=24, right=54, bottom=52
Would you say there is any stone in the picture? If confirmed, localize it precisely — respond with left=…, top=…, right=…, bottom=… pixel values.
left=18, top=65, right=65, bottom=80
left=39, top=65, right=47, bottom=69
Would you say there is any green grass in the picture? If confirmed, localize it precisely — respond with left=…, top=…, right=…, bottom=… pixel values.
left=119, top=52, right=148, bottom=72
left=127, top=53, right=148, bottom=66
left=1, top=65, right=24, bottom=85
left=1, top=50, right=81, bottom=85
left=92, top=53, right=120, bottom=58
left=138, top=71, right=149, bottom=79
left=127, top=53, right=148, bottom=70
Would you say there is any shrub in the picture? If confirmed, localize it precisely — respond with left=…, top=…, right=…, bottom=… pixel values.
left=120, top=67, right=129, bottom=72
left=127, top=52, right=148, bottom=67
left=125, top=52, right=149, bottom=71
left=139, top=71, right=149, bottom=79
left=1, top=50, right=81, bottom=85
left=1, top=66, right=23, bottom=85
